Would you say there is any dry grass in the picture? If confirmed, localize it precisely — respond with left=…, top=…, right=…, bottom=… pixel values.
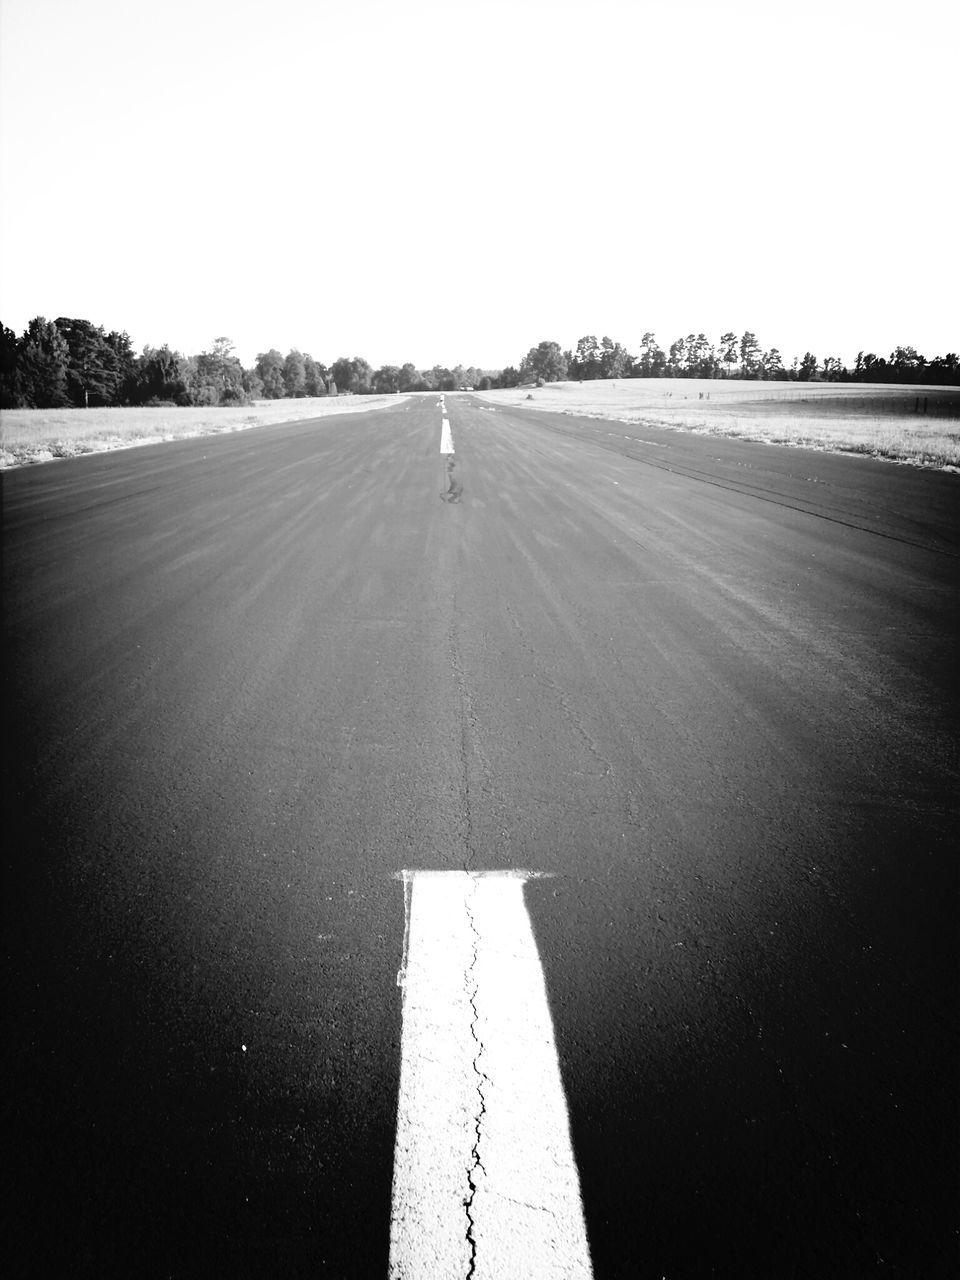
left=476, top=379, right=960, bottom=471
left=0, top=394, right=410, bottom=469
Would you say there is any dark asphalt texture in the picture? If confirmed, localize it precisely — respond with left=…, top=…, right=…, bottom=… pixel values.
left=3, top=395, right=958, bottom=1278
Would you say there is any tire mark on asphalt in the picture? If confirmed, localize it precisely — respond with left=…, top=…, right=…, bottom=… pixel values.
left=498, top=408, right=960, bottom=556
left=449, top=617, right=476, bottom=871
left=440, top=455, right=463, bottom=503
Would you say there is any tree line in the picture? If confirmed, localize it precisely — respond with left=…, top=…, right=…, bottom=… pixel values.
left=516, top=334, right=959, bottom=387
left=2, top=316, right=957, bottom=410
left=0, top=317, right=500, bottom=410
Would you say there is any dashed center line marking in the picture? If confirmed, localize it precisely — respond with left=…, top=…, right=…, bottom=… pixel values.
left=441, top=417, right=455, bottom=454
left=389, top=870, right=593, bottom=1279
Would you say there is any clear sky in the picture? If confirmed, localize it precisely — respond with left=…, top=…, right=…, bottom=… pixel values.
left=1, top=0, right=956, bottom=371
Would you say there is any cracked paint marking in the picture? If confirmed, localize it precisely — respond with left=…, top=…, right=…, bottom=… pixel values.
left=463, top=882, right=487, bottom=1277
left=389, top=870, right=593, bottom=1279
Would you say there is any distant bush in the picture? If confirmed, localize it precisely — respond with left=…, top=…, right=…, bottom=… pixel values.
left=219, top=386, right=250, bottom=406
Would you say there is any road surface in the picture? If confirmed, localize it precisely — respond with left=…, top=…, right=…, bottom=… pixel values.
left=4, top=394, right=958, bottom=1277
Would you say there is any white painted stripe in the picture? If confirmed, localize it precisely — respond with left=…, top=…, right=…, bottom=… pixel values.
left=440, top=417, right=455, bottom=455
left=390, top=870, right=593, bottom=1279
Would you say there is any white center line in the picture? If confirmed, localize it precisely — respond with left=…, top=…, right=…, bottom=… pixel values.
left=440, top=417, right=455, bottom=455
left=390, top=870, right=593, bottom=1279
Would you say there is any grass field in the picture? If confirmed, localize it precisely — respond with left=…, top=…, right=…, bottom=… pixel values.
left=0, top=394, right=410, bottom=469
left=5, top=382, right=958, bottom=472
left=477, top=380, right=960, bottom=471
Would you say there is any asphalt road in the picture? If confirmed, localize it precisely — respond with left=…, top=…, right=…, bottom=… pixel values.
left=3, top=395, right=958, bottom=1278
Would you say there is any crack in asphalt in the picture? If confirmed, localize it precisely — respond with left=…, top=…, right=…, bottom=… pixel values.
left=463, top=877, right=488, bottom=1279
left=449, top=607, right=481, bottom=872
left=503, top=592, right=616, bottom=785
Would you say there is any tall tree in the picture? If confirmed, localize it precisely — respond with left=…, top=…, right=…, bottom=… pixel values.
left=636, top=332, right=664, bottom=377
left=428, top=364, right=456, bottom=391
left=684, top=333, right=714, bottom=378
left=890, top=345, right=924, bottom=381
left=242, top=365, right=264, bottom=399
left=798, top=351, right=819, bottom=382
left=303, top=355, right=327, bottom=396
left=700, top=334, right=719, bottom=377
left=571, top=335, right=601, bottom=380
left=331, top=356, right=373, bottom=394
left=666, top=336, right=687, bottom=377
left=138, top=344, right=189, bottom=404
left=55, top=317, right=115, bottom=407
left=372, top=365, right=402, bottom=393
left=283, top=349, right=307, bottom=398
left=17, top=317, right=71, bottom=407
left=740, top=331, right=762, bottom=378
left=180, top=355, right=212, bottom=405
left=104, top=329, right=137, bottom=403
left=599, top=336, right=630, bottom=379
left=195, top=336, right=245, bottom=404
left=719, top=332, right=738, bottom=377
left=520, top=340, right=567, bottom=383
left=255, top=349, right=286, bottom=398
left=0, top=322, right=20, bottom=407
left=928, top=352, right=959, bottom=382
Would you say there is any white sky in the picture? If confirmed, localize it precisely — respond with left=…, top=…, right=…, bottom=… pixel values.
left=1, top=0, right=957, bottom=371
